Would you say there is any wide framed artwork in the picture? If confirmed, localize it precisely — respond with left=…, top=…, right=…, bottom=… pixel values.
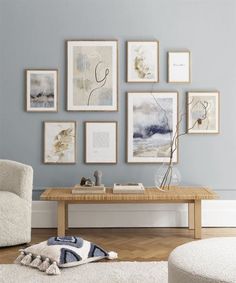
left=168, top=51, right=191, bottom=83
left=44, top=121, right=76, bottom=164
left=26, top=69, right=58, bottom=112
left=127, top=92, right=178, bottom=163
left=85, top=121, right=117, bottom=164
left=127, top=40, right=159, bottom=82
left=187, top=91, right=220, bottom=134
left=67, top=40, right=118, bottom=111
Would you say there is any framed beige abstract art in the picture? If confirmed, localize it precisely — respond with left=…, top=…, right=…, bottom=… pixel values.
left=67, top=40, right=118, bottom=111
left=44, top=121, right=76, bottom=164
left=127, top=41, right=159, bottom=82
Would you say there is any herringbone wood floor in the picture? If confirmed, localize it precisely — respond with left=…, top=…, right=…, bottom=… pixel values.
left=1, top=228, right=236, bottom=264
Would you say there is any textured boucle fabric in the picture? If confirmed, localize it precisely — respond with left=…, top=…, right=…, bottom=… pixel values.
left=0, top=160, right=33, bottom=247
left=168, top=237, right=236, bottom=283
left=0, top=261, right=168, bottom=283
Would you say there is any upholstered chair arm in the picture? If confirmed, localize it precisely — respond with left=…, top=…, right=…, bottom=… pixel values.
left=0, top=160, right=33, bottom=202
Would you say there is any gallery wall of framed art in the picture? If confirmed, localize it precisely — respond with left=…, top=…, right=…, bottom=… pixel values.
left=23, top=38, right=220, bottom=166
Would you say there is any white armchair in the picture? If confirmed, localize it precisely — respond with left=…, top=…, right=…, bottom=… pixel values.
left=0, top=160, right=33, bottom=247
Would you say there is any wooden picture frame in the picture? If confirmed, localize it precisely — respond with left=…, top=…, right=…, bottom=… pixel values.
left=187, top=91, right=220, bottom=134
left=44, top=121, right=76, bottom=164
left=85, top=121, right=118, bottom=164
left=127, top=40, right=159, bottom=82
left=127, top=92, right=178, bottom=163
left=66, top=40, right=118, bottom=111
left=168, top=51, right=191, bottom=83
left=26, top=69, right=58, bottom=112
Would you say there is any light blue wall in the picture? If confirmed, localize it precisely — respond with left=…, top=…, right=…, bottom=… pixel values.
left=0, top=0, right=235, bottom=199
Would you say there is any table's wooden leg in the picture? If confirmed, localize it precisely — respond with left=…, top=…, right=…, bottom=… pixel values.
left=57, top=201, right=66, bottom=237
left=188, top=203, right=194, bottom=230
left=194, top=200, right=202, bottom=239
left=65, top=203, right=69, bottom=230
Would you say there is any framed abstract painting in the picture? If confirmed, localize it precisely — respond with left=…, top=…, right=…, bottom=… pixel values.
left=26, top=69, right=58, bottom=112
left=67, top=40, right=118, bottom=111
left=127, top=41, right=159, bottom=82
left=85, top=121, right=117, bottom=164
left=187, top=91, right=219, bottom=134
left=168, top=51, right=191, bottom=83
left=44, top=121, right=76, bottom=164
left=127, top=92, right=178, bottom=163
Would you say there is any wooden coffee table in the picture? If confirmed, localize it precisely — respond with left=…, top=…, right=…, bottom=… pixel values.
left=40, top=186, right=218, bottom=239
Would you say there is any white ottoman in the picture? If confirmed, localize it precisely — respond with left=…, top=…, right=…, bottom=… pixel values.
left=168, top=237, right=236, bottom=283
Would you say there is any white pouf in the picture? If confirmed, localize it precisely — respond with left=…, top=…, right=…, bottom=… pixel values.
left=168, top=237, right=236, bottom=283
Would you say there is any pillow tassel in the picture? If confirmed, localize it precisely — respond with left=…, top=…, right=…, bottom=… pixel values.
left=14, top=250, right=25, bottom=264
left=46, top=261, right=61, bottom=275
left=108, top=251, right=118, bottom=259
left=21, top=253, right=33, bottom=266
left=30, top=255, right=42, bottom=268
left=38, top=258, right=51, bottom=272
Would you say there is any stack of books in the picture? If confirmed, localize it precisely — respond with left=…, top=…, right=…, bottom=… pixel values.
left=113, top=183, right=145, bottom=194
left=72, top=184, right=106, bottom=194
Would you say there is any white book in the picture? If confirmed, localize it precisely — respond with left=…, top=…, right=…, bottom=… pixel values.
left=113, top=183, right=145, bottom=194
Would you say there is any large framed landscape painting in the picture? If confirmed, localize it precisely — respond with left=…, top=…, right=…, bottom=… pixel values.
left=67, top=40, right=118, bottom=111
left=187, top=91, right=219, bottom=134
left=44, top=121, right=76, bottom=164
left=127, top=92, right=178, bottom=163
left=127, top=41, right=159, bottom=82
left=26, top=69, right=58, bottom=112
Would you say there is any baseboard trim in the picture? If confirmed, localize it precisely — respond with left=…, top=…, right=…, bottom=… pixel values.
left=31, top=200, right=236, bottom=228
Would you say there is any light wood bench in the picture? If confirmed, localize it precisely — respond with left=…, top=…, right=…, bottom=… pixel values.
left=40, top=187, right=218, bottom=239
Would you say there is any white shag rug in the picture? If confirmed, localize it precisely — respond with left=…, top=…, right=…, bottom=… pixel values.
left=0, top=262, right=167, bottom=283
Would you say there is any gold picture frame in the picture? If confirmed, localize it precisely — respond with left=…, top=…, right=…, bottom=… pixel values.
left=187, top=91, right=220, bottom=134
left=26, top=69, right=58, bottom=112
left=167, top=51, right=191, bottom=83
left=84, top=121, right=118, bottom=164
left=44, top=121, right=77, bottom=164
left=127, top=40, right=159, bottom=83
left=66, top=40, right=118, bottom=112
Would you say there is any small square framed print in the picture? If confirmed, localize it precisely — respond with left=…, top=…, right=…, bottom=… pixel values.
left=127, top=40, right=159, bottom=82
left=67, top=40, right=118, bottom=111
left=168, top=51, right=191, bottom=83
left=85, top=121, right=117, bottom=164
left=26, top=69, right=58, bottom=112
left=44, top=121, right=76, bottom=164
left=187, top=91, right=219, bottom=134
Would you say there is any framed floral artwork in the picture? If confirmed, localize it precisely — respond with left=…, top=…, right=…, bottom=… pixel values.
left=127, top=41, right=159, bottom=82
left=187, top=91, right=220, bottom=134
left=67, top=40, right=118, bottom=111
left=168, top=51, right=191, bottom=83
left=127, top=92, right=178, bottom=163
left=44, top=121, right=76, bottom=164
left=26, top=69, right=58, bottom=112
left=85, top=121, right=117, bottom=164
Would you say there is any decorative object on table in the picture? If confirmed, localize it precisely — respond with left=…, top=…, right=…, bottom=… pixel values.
left=155, top=91, right=220, bottom=190
left=187, top=91, right=220, bottom=134
left=80, top=177, right=94, bottom=187
left=0, top=160, right=33, bottom=247
left=127, top=40, right=159, bottom=82
left=113, top=183, right=145, bottom=194
left=26, top=69, right=58, bottom=112
left=154, top=164, right=181, bottom=189
left=44, top=121, right=76, bottom=164
left=94, top=170, right=102, bottom=186
left=14, top=236, right=117, bottom=275
left=72, top=184, right=105, bottom=194
left=167, top=51, right=191, bottom=83
left=127, top=92, right=178, bottom=163
left=85, top=121, right=117, bottom=164
left=66, top=40, right=118, bottom=111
